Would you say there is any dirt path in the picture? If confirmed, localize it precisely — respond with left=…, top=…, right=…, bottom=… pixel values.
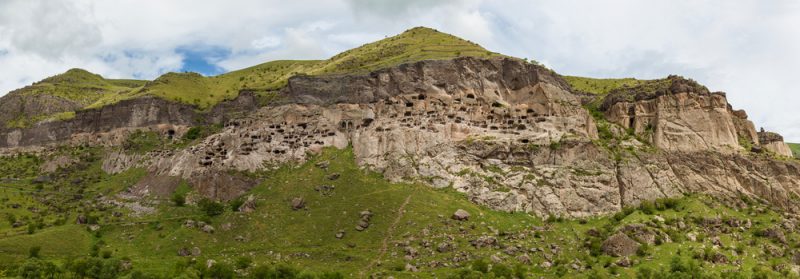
left=361, top=194, right=413, bottom=276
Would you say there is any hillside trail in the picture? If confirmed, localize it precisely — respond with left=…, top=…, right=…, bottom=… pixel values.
left=361, top=193, right=413, bottom=277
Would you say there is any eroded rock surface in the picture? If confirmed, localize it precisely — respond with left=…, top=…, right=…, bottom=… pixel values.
left=1, top=57, right=798, bottom=218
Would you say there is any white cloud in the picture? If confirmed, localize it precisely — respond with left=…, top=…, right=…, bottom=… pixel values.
left=0, top=0, right=799, bottom=140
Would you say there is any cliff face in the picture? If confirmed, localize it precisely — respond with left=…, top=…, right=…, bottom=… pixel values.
left=2, top=57, right=797, bottom=217
left=0, top=91, right=260, bottom=149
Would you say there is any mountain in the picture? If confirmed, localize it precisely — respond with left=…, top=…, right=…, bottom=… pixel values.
left=1, top=27, right=799, bottom=278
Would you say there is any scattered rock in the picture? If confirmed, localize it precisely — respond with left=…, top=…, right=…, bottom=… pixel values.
left=335, top=230, right=345, bottom=239
left=327, top=173, right=340, bottom=180
left=88, top=224, right=100, bottom=232
left=404, top=263, right=418, bottom=272
left=314, top=185, right=335, bottom=196
left=601, top=232, right=640, bottom=257
left=184, top=220, right=196, bottom=228
left=710, top=252, right=728, bottom=264
left=291, top=197, right=305, bottom=210
left=490, top=254, right=502, bottom=263
left=452, top=209, right=470, bottom=221
left=315, top=161, right=330, bottom=169
left=687, top=232, right=697, bottom=242
left=201, top=224, right=215, bottom=234
left=517, top=254, right=532, bottom=264
left=762, top=227, right=787, bottom=244
left=178, top=248, right=191, bottom=256
left=616, top=257, right=632, bottom=267
left=437, top=242, right=452, bottom=253
left=191, top=247, right=202, bottom=256
left=237, top=195, right=257, bottom=213
left=541, top=261, right=552, bottom=268
left=235, top=235, right=246, bottom=242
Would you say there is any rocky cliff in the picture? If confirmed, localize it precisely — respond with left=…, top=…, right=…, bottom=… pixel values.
left=1, top=56, right=797, bottom=218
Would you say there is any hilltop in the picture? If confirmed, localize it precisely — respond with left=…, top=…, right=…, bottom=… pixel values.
left=0, top=27, right=498, bottom=129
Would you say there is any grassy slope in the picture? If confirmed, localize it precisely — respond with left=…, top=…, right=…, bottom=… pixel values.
left=562, top=76, right=649, bottom=95
left=1, top=146, right=797, bottom=278
left=787, top=143, right=800, bottom=159
left=124, top=27, right=497, bottom=109
left=3, top=69, right=146, bottom=127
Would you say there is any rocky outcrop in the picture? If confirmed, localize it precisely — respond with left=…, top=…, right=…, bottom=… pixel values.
left=0, top=90, right=260, bottom=149
left=603, top=78, right=743, bottom=153
left=758, top=130, right=793, bottom=157
left=3, top=57, right=799, bottom=218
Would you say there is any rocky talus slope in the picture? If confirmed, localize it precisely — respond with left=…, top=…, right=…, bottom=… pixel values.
left=1, top=57, right=798, bottom=217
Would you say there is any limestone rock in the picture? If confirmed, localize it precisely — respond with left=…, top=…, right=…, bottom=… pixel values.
left=601, top=233, right=640, bottom=257
left=452, top=209, right=470, bottom=221
left=291, top=197, right=305, bottom=210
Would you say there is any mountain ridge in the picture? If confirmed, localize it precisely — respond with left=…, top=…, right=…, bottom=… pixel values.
left=1, top=26, right=800, bottom=278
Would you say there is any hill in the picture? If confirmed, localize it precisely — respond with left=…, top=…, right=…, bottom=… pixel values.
left=1, top=27, right=498, bottom=120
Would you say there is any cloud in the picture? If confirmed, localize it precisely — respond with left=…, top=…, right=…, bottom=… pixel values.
left=0, top=0, right=799, bottom=141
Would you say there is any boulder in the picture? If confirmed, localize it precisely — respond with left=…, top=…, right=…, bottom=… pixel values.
left=201, top=224, right=215, bottom=234
left=178, top=248, right=191, bottom=256
left=291, top=197, right=305, bottom=210
left=601, top=232, right=640, bottom=257
left=452, top=209, right=470, bottom=221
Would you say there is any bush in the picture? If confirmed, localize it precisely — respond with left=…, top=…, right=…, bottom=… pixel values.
left=101, top=250, right=112, bottom=259
left=205, top=262, right=235, bottom=279
left=27, top=223, right=36, bottom=234
left=471, top=259, right=489, bottom=273
left=198, top=198, right=225, bottom=217
left=28, top=246, right=41, bottom=258
left=230, top=198, right=245, bottom=212
left=639, top=201, right=656, bottom=215
left=235, top=256, right=252, bottom=270
left=172, top=193, right=186, bottom=207
left=636, top=243, right=651, bottom=257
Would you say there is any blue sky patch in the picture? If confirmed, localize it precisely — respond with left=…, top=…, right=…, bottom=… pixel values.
left=176, top=45, right=231, bottom=76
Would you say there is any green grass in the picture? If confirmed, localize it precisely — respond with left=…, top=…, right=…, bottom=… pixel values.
left=11, top=27, right=501, bottom=115
left=1, top=146, right=797, bottom=278
left=787, top=143, right=800, bottom=158
left=563, top=76, right=648, bottom=95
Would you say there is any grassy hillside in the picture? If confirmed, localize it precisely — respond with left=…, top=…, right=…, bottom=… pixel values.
left=563, top=76, right=648, bottom=95
left=17, top=69, right=146, bottom=106
left=788, top=143, right=800, bottom=158
left=24, top=27, right=499, bottom=112
left=1, top=145, right=797, bottom=278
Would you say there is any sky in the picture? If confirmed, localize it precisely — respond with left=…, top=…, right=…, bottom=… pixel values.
left=1, top=0, right=799, bottom=141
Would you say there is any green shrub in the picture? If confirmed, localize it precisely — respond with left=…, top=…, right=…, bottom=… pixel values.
left=172, top=193, right=186, bottom=207
left=198, top=198, right=225, bottom=217
left=28, top=246, right=41, bottom=258
left=235, top=256, right=252, bottom=270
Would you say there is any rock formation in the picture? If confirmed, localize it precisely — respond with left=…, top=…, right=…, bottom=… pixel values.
left=1, top=56, right=797, bottom=218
